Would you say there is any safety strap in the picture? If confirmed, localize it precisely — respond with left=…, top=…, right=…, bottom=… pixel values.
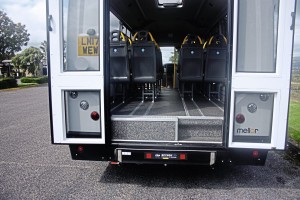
left=120, top=32, right=132, bottom=45
left=203, top=41, right=208, bottom=49
left=197, top=36, right=203, bottom=45
left=133, top=31, right=159, bottom=48
left=181, top=34, right=203, bottom=48
left=132, top=32, right=138, bottom=41
left=120, top=32, right=126, bottom=42
left=208, top=35, right=227, bottom=45
left=204, top=34, right=227, bottom=48
left=148, top=32, right=159, bottom=48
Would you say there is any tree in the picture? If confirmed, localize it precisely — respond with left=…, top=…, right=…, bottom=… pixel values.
left=12, top=47, right=43, bottom=76
left=11, top=53, right=23, bottom=77
left=0, top=10, right=30, bottom=61
left=169, top=48, right=179, bottom=64
left=40, top=40, right=47, bottom=65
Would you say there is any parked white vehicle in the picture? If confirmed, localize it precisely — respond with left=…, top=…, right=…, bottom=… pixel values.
left=47, top=0, right=296, bottom=165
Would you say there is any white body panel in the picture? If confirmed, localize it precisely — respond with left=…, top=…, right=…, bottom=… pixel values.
left=47, top=0, right=295, bottom=148
left=229, top=0, right=295, bottom=149
left=48, top=0, right=105, bottom=144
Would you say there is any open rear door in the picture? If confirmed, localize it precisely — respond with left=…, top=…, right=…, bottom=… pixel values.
left=47, top=0, right=107, bottom=144
left=229, top=0, right=296, bottom=150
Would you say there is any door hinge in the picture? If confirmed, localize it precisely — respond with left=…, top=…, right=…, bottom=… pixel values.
left=290, top=12, right=295, bottom=30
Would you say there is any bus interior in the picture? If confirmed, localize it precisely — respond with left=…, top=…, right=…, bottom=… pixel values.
left=109, top=0, right=229, bottom=144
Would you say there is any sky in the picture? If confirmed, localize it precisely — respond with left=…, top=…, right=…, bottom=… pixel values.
left=0, top=0, right=46, bottom=48
left=0, top=0, right=299, bottom=64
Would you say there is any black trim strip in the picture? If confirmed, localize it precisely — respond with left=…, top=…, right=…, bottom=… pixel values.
left=104, top=0, right=112, bottom=146
left=46, top=0, right=54, bottom=144
left=223, top=0, right=233, bottom=148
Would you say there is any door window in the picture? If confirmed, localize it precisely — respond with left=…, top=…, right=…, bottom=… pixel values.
left=237, top=0, right=279, bottom=73
left=63, top=0, right=100, bottom=71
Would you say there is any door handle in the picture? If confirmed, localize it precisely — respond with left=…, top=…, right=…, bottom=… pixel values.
left=48, top=15, right=53, bottom=32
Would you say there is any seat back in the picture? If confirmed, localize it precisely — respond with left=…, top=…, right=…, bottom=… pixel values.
left=131, top=31, right=157, bottom=83
left=110, top=30, right=130, bottom=82
left=204, top=34, right=227, bottom=82
left=179, top=34, right=204, bottom=81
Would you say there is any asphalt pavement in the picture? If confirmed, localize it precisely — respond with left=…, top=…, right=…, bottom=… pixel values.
left=0, top=86, right=300, bottom=200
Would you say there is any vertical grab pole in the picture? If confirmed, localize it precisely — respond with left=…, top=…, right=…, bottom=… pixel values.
left=173, top=47, right=177, bottom=89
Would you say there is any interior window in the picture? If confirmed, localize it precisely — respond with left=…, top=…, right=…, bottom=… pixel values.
left=110, top=12, right=120, bottom=32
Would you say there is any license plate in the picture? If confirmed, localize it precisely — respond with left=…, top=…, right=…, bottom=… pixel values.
left=78, top=36, right=99, bottom=56
left=145, top=152, right=187, bottom=160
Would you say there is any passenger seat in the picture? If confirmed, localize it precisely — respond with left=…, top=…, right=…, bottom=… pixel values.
left=179, top=34, right=204, bottom=100
left=110, top=30, right=131, bottom=102
left=131, top=30, right=160, bottom=102
left=204, top=34, right=227, bottom=101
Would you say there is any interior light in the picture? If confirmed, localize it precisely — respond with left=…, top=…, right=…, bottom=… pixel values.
left=157, top=0, right=183, bottom=8
left=158, top=0, right=182, bottom=5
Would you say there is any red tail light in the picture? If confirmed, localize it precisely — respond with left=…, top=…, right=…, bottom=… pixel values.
left=145, top=153, right=152, bottom=159
left=179, top=153, right=186, bottom=160
left=252, top=150, right=259, bottom=158
left=91, top=111, right=100, bottom=121
left=77, top=146, right=84, bottom=153
left=236, top=114, right=245, bottom=124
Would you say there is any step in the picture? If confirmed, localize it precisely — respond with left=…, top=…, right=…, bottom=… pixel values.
left=111, top=116, right=223, bottom=143
left=111, top=116, right=177, bottom=141
left=178, top=118, right=223, bottom=142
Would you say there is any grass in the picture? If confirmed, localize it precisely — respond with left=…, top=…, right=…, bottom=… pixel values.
left=18, top=83, right=39, bottom=87
left=289, top=70, right=300, bottom=144
left=1, top=77, right=48, bottom=90
left=288, top=101, right=300, bottom=144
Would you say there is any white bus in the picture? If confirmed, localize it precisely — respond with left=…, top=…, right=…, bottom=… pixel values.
left=47, top=0, right=296, bottom=165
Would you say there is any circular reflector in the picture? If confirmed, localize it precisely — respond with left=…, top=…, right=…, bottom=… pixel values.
left=80, top=100, right=89, bottom=110
left=247, top=103, right=257, bottom=113
left=259, top=94, right=269, bottom=101
left=69, top=91, right=78, bottom=99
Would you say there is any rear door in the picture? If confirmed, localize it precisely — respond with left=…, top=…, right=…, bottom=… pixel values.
left=47, top=0, right=108, bottom=144
left=229, top=0, right=296, bottom=149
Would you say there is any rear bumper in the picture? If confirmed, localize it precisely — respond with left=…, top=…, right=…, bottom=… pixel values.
left=69, top=144, right=268, bottom=166
left=115, top=148, right=216, bottom=165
